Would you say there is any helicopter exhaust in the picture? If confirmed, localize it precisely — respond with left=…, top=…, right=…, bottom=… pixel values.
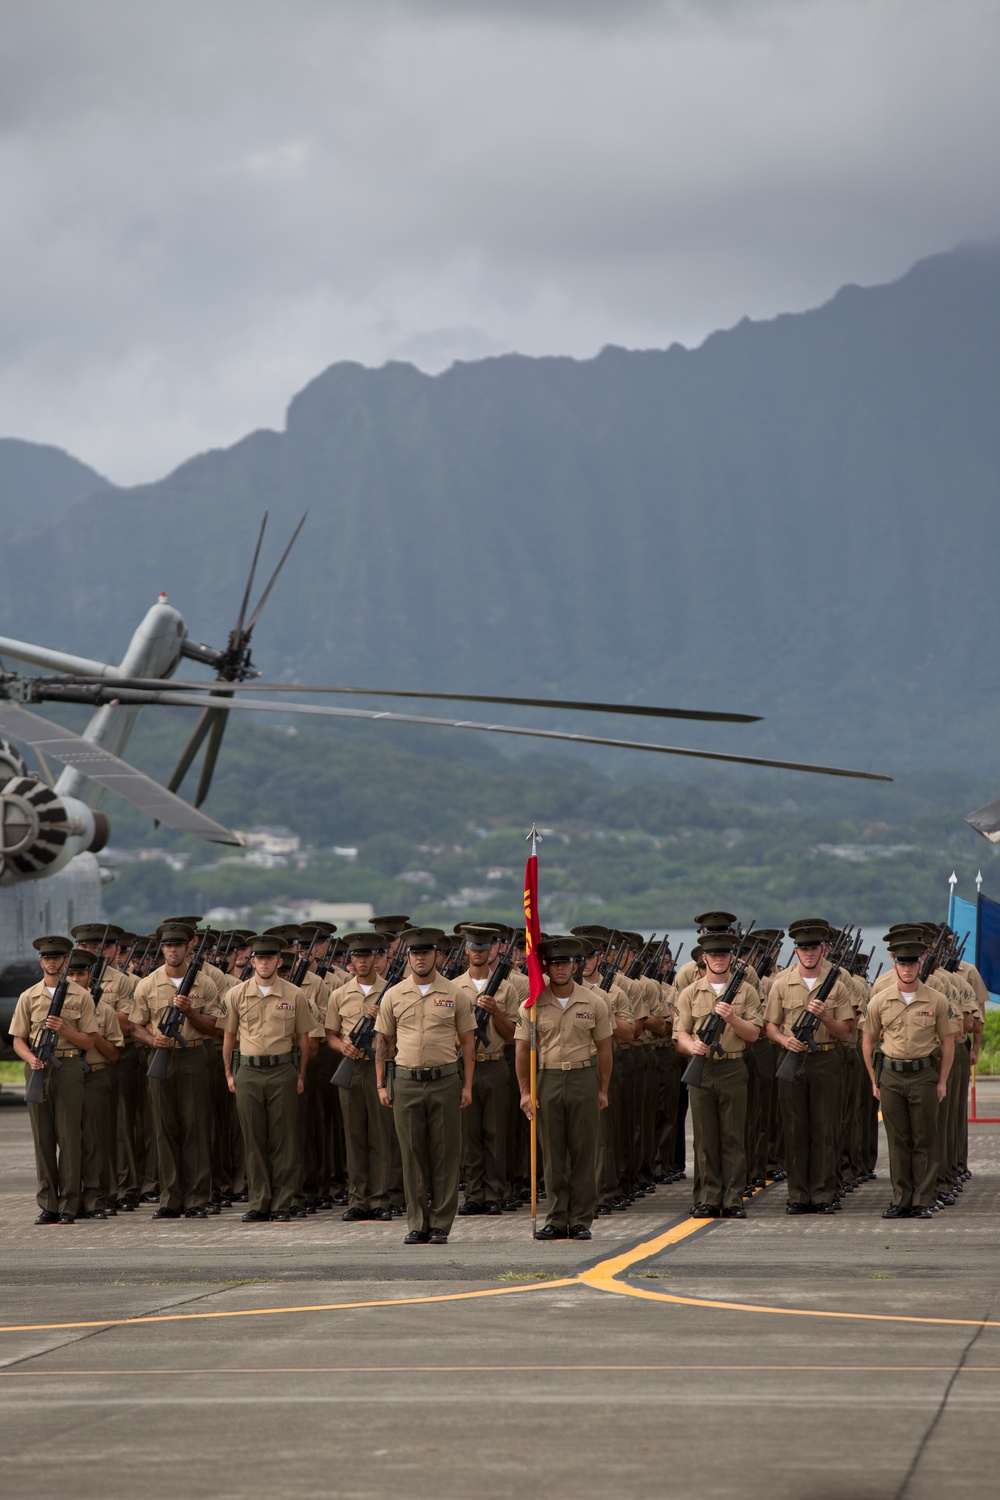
left=0, top=776, right=108, bottom=885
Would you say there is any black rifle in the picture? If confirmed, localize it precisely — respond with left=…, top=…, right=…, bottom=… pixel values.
left=626, top=935, right=656, bottom=982
left=754, top=933, right=785, bottom=983
left=919, top=926, right=949, bottom=983
left=642, top=935, right=671, bottom=981
left=680, top=946, right=752, bottom=1090
left=331, top=952, right=406, bottom=1090
left=24, top=973, right=71, bottom=1105
left=444, top=943, right=467, bottom=981
left=472, top=933, right=518, bottom=1050
left=147, top=933, right=210, bottom=1081
left=597, top=931, right=624, bottom=992
left=291, top=930, right=321, bottom=988
left=774, top=929, right=856, bottom=1084
left=88, top=953, right=109, bottom=1006
left=944, top=932, right=968, bottom=974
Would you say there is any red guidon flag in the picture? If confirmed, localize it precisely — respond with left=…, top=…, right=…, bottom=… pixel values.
left=523, top=850, right=545, bottom=1006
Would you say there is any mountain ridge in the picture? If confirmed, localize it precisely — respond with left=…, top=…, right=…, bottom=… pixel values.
left=1, top=240, right=998, bottom=781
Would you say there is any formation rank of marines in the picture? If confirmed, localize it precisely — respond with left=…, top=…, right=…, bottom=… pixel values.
left=9, top=909, right=985, bottom=1236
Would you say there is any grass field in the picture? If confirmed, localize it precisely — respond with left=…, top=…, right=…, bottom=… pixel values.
left=3, top=1013, right=999, bottom=1082
left=976, top=1010, right=1000, bottom=1075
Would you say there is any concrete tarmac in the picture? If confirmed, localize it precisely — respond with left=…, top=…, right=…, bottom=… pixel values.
left=2, top=1086, right=1000, bottom=1500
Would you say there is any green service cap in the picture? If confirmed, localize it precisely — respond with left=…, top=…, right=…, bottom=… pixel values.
left=884, top=925, right=927, bottom=944
left=33, top=935, right=73, bottom=957
left=344, top=931, right=388, bottom=954
left=539, top=935, right=586, bottom=962
left=789, top=925, right=828, bottom=948
left=570, top=924, right=612, bottom=943
left=461, top=925, right=500, bottom=950
left=159, top=924, right=195, bottom=944
left=371, top=914, right=411, bottom=936
left=249, top=936, right=284, bottom=956
left=66, top=948, right=97, bottom=970
left=70, top=922, right=123, bottom=943
left=889, top=939, right=925, bottom=961
left=694, top=911, right=737, bottom=932
left=699, top=931, right=738, bottom=954
left=400, top=927, right=446, bottom=951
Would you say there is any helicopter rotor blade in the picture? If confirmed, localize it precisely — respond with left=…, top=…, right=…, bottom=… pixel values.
left=165, top=707, right=219, bottom=795
left=244, top=513, right=308, bottom=635
left=50, top=675, right=761, bottom=725
left=71, top=686, right=892, bottom=782
left=234, top=512, right=268, bottom=642
left=964, top=797, right=1000, bottom=843
left=0, top=702, right=241, bottom=844
left=194, top=706, right=230, bottom=808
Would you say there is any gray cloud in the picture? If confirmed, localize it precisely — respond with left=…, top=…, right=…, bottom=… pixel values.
left=0, top=0, right=997, bottom=480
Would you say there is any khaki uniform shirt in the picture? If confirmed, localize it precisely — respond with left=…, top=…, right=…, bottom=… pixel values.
left=764, top=963, right=855, bottom=1045
left=839, top=973, right=869, bottom=1049
left=514, top=983, right=613, bottom=1068
left=131, top=967, right=223, bottom=1047
left=675, top=976, right=763, bottom=1055
left=10, top=979, right=99, bottom=1053
left=636, top=976, right=664, bottom=1046
left=507, top=968, right=530, bottom=1005
left=862, top=980, right=959, bottom=1057
left=674, top=959, right=700, bottom=993
left=323, top=964, right=352, bottom=991
left=84, top=996, right=124, bottom=1067
left=375, top=972, right=475, bottom=1068
left=453, top=973, right=520, bottom=1060
left=326, top=973, right=388, bottom=1036
left=658, top=979, right=677, bottom=1032
left=296, top=969, right=331, bottom=1035
left=616, top=974, right=648, bottom=1042
left=584, top=977, right=632, bottom=1038
left=221, top=976, right=314, bottom=1055
left=98, top=965, right=137, bottom=1019
left=958, top=961, right=989, bottom=1017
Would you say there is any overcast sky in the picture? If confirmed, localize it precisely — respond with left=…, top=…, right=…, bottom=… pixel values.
left=1, top=0, right=998, bottom=482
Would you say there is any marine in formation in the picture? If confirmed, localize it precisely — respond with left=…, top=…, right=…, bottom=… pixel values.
left=10, top=908, right=984, bottom=1233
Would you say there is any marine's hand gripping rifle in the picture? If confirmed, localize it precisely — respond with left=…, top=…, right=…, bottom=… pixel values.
left=331, top=951, right=406, bottom=1090
left=147, top=934, right=210, bottom=1082
left=472, top=934, right=518, bottom=1050
left=774, top=928, right=856, bottom=1085
left=680, top=940, right=753, bottom=1091
left=24, top=973, right=71, bottom=1105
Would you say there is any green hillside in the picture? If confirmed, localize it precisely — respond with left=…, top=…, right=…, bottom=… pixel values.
left=92, top=714, right=996, bottom=933
left=1, top=242, right=999, bottom=778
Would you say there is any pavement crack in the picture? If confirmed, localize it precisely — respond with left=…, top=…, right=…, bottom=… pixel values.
left=0, top=1283, right=246, bottom=1372
left=893, top=1292, right=995, bottom=1500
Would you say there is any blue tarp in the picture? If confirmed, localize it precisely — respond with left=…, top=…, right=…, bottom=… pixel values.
left=976, top=892, right=1000, bottom=1002
left=949, top=893, right=978, bottom=960
left=947, top=891, right=1000, bottom=1006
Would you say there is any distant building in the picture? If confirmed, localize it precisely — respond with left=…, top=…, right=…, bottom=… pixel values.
left=286, top=900, right=375, bottom=929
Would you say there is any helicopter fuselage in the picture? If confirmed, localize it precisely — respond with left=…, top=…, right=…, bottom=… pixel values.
left=0, top=596, right=188, bottom=1040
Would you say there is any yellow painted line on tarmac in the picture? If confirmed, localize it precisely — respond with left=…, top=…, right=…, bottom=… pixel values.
left=4, top=1203, right=1000, bottom=1339
left=579, top=1221, right=1000, bottom=1329
left=0, top=1276, right=579, bottom=1335
left=2, top=1364, right=997, bottom=1377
